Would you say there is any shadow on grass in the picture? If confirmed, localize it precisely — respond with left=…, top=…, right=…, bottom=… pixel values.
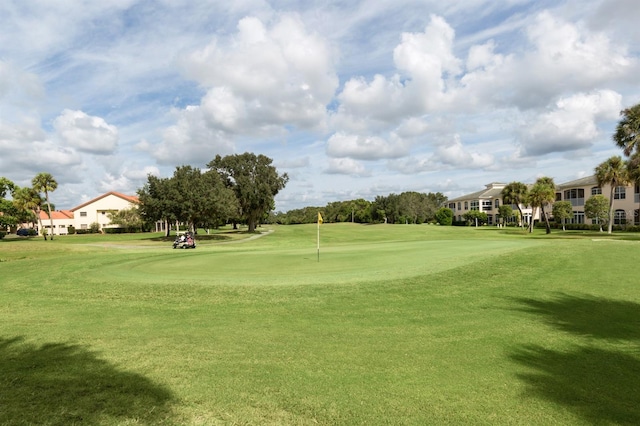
left=0, top=337, right=175, bottom=424
left=509, top=294, right=640, bottom=424
left=511, top=345, right=640, bottom=425
left=512, top=294, right=640, bottom=341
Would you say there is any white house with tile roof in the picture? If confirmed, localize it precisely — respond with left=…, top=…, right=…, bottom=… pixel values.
left=37, top=191, right=139, bottom=236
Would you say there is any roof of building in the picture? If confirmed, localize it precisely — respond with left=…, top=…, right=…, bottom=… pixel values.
left=70, top=191, right=139, bottom=212
left=447, top=183, right=508, bottom=202
left=39, top=209, right=74, bottom=220
left=556, top=175, right=598, bottom=189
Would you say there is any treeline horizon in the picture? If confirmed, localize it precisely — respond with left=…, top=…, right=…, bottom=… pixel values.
left=269, top=191, right=447, bottom=225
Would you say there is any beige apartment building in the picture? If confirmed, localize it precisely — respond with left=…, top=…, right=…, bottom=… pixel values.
left=555, top=175, right=639, bottom=225
left=446, top=182, right=537, bottom=226
left=448, top=177, right=640, bottom=226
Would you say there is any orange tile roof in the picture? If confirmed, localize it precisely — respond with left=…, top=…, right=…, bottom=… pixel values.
left=39, top=210, right=74, bottom=220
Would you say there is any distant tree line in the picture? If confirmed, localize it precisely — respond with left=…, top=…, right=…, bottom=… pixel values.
left=269, top=191, right=448, bottom=225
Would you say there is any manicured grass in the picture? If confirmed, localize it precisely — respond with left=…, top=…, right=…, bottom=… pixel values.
left=1, top=225, right=639, bottom=424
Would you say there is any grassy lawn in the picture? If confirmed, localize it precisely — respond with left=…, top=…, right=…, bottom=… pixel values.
left=1, top=224, right=639, bottom=424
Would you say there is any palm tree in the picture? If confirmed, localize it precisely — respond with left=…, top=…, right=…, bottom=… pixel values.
left=32, top=173, right=58, bottom=240
left=614, top=103, right=640, bottom=156
left=595, top=156, right=629, bottom=234
left=13, top=186, right=46, bottom=239
left=627, top=152, right=640, bottom=226
left=529, top=177, right=556, bottom=234
left=501, top=182, right=529, bottom=230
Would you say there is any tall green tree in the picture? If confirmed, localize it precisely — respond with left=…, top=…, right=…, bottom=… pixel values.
left=584, top=194, right=609, bottom=232
left=626, top=152, right=640, bottom=226
left=614, top=103, right=640, bottom=156
left=0, top=178, right=18, bottom=230
left=501, top=182, right=529, bottom=229
left=208, top=153, right=288, bottom=232
left=595, top=155, right=629, bottom=234
left=614, top=103, right=640, bottom=227
left=528, top=177, right=556, bottom=234
left=138, top=175, right=176, bottom=236
left=0, top=177, right=16, bottom=199
left=552, top=200, right=573, bottom=231
left=32, top=173, right=58, bottom=240
left=12, top=186, right=45, bottom=239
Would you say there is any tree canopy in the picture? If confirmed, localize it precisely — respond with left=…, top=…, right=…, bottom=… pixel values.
left=208, top=153, right=288, bottom=232
left=528, top=177, right=556, bottom=234
left=584, top=195, right=609, bottom=232
left=501, top=182, right=528, bottom=229
left=614, top=103, right=640, bottom=157
left=551, top=201, right=573, bottom=231
left=595, top=155, right=628, bottom=234
left=32, top=172, right=58, bottom=240
left=138, top=166, right=238, bottom=234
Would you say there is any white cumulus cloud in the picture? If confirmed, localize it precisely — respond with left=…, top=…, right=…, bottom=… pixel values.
left=518, top=90, right=622, bottom=156
left=326, top=132, right=408, bottom=160
left=54, top=109, right=118, bottom=155
left=325, top=158, right=370, bottom=176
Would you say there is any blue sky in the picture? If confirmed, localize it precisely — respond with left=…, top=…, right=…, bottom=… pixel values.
left=1, top=0, right=639, bottom=211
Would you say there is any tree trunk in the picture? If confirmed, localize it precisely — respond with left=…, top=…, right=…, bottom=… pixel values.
left=541, top=205, right=551, bottom=234
left=45, top=197, right=54, bottom=240
left=516, top=205, right=525, bottom=229
left=35, top=209, right=46, bottom=240
left=529, top=207, right=536, bottom=233
left=608, top=188, right=615, bottom=234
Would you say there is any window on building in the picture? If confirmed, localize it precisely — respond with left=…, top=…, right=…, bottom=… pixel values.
left=555, top=192, right=561, bottom=201
left=494, top=199, right=500, bottom=208
left=635, top=209, right=640, bottom=225
left=635, top=184, right=640, bottom=203
left=470, top=201, right=479, bottom=211
left=464, top=201, right=468, bottom=210
left=564, top=188, right=585, bottom=206
left=591, top=186, right=602, bottom=195
left=448, top=203, right=455, bottom=209
left=59, top=225, right=65, bottom=228
left=614, top=186, right=626, bottom=200
left=614, top=209, right=626, bottom=225
left=572, top=211, right=585, bottom=224
left=80, top=211, right=87, bottom=217
left=457, top=202, right=461, bottom=210
left=81, top=224, right=88, bottom=229
left=487, top=214, right=493, bottom=225
left=482, top=200, right=492, bottom=211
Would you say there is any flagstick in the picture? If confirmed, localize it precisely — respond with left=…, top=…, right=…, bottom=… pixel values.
left=317, top=219, right=320, bottom=262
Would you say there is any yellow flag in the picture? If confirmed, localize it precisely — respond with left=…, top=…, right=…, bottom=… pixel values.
left=318, top=212, right=323, bottom=224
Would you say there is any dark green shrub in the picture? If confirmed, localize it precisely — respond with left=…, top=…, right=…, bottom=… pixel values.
left=435, top=207, right=453, bottom=226
left=0, top=231, right=5, bottom=239
left=67, top=226, right=76, bottom=235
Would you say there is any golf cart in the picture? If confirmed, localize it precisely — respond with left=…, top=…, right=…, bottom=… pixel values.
left=173, top=231, right=196, bottom=249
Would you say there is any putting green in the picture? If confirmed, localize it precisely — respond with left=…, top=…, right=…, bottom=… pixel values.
left=103, top=237, right=539, bottom=286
